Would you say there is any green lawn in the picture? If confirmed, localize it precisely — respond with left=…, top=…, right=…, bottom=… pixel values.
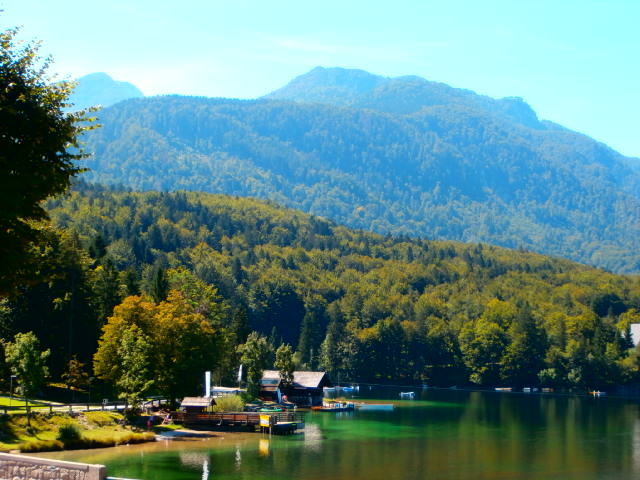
left=0, top=395, right=64, bottom=412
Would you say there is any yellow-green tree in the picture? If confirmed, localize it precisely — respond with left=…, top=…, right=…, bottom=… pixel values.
left=94, top=291, right=222, bottom=405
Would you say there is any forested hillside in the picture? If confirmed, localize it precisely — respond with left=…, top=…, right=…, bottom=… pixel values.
left=79, top=67, right=640, bottom=273
left=2, top=184, right=639, bottom=394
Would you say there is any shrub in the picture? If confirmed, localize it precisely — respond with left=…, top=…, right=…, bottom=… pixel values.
left=57, top=423, right=82, bottom=446
left=82, top=431, right=155, bottom=448
left=83, top=411, right=121, bottom=427
left=18, top=439, right=64, bottom=452
left=212, top=395, right=245, bottom=412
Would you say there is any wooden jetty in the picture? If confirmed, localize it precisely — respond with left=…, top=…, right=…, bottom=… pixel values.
left=173, top=411, right=304, bottom=434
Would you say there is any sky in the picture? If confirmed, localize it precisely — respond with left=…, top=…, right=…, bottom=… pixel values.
left=2, top=0, right=639, bottom=158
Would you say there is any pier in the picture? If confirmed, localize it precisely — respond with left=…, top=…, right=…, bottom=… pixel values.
left=172, top=411, right=304, bottom=434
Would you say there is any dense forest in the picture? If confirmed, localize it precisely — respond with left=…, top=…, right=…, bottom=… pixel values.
left=78, top=67, right=640, bottom=273
left=2, top=183, right=640, bottom=399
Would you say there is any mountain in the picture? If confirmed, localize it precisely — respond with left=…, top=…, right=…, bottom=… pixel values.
left=78, top=67, right=640, bottom=273
left=68, top=72, right=144, bottom=110
left=265, top=66, right=541, bottom=128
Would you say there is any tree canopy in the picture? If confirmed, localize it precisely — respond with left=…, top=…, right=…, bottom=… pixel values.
left=0, top=27, right=94, bottom=296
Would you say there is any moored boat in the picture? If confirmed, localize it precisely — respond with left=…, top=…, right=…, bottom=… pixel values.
left=356, top=403, right=395, bottom=411
left=311, top=401, right=355, bottom=412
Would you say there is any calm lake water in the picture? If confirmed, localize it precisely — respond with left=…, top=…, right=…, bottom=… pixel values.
left=40, top=387, right=640, bottom=479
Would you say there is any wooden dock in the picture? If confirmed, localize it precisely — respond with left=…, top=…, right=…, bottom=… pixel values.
left=173, top=411, right=305, bottom=434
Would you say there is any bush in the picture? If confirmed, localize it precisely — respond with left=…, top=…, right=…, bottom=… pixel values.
left=82, top=431, right=155, bottom=448
left=57, top=422, right=82, bottom=446
left=18, top=439, right=64, bottom=452
left=212, top=395, right=245, bottom=412
left=83, top=411, right=121, bottom=427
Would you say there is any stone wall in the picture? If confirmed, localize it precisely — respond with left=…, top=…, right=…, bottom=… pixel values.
left=0, top=452, right=106, bottom=480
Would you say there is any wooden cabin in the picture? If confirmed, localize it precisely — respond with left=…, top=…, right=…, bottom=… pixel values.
left=179, top=396, right=215, bottom=413
left=260, top=370, right=331, bottom=406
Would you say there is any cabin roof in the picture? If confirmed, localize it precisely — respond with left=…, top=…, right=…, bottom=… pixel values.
left=180, top=396, right=215, bottom=407
left=261, top=370, right=330, bottom=389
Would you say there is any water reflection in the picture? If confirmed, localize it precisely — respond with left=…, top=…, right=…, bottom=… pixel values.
left=303, top=422, right=323, bottom=452
left=35, top=389, right=640, bottom=480
left=234, top=445, right=241, bottom=469
left=179, top=451, right=210, bottom=469
left=258, top=438, right=270, bottom=457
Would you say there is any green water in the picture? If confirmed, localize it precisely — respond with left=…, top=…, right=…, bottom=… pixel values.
left=39, top=388, right=640, bottom=479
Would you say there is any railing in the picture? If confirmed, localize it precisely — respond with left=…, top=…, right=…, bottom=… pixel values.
left=274, top=411, right=305, bottom=424
left=1, top=397, right=168, bottom=415
left=173, top=410, right=305, bottom=426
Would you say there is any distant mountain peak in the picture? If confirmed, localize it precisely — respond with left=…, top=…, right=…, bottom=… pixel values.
left=68, top=72, right=144, bottom=111
left=264, top=66, right=541, bottom=128
left=264, top=66, right=387, bottom=106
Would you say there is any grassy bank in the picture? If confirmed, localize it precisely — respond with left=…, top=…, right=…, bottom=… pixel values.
left=0, top=411, right=155, bottom=452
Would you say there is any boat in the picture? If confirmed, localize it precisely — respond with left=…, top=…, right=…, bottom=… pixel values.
left=356, top=403, right=395, bottom=411
left=494, top=387, right=512, bottom=392
left=311, top=401, right=355, bottom=412
left=399, top=391, right=415, bottom=399
left=258, top=406, right=283, bottom=412
left=342, top=385, right=359, bottom=393
left=590, top=390, right=606, bottom=397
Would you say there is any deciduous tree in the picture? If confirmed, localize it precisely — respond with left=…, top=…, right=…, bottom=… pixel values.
left=5, top=331, right=50, bottom=415
left=0, top=27, right=94, bottom=296
left=275, top=343, right=295, bottom=388
left=238, top=332, right=272, bottom=398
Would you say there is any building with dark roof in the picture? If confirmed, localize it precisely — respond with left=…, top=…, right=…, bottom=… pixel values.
left=260, top=370, right=331, bottom=406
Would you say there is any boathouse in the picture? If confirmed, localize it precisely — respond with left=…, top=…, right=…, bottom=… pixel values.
left=180, top=396, right=215, bottom=413
left=260, top=370, right=331, bottom=406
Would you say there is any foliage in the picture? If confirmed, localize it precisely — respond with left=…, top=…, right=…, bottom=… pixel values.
left=4, top=332, right=50, bottom=400
left=1, top=184, right=638, bottom=392
left=0, top=27, right=95, bottom=296
left=274, top=343, right=295, bottom=388
left=93, top=291, right=222, bottom=405
left=0, top=410, right=154, bottom=452
left=115, top=324, right=154, bottom=407
left=61, top=355, right=90, bottom=392
left=57, top=422, right=81, bottom=444
left=211, top=394, right=245, bottom=412
left=79, top=72, right=640, bottom=273
left=238, top=332, right=273, bottom=398
left=18, top=439, right=64, bottom=452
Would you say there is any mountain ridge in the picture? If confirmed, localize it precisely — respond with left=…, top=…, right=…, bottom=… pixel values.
left=265, top=66, right=543, bottom=129
left=78, top=67, right=640, bottom=273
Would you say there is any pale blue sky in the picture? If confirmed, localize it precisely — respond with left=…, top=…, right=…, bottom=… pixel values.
left=2, top=0, right=639, bottom=157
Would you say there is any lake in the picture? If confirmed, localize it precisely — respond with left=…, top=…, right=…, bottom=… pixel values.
left=40, top=387, right=640, bottom=479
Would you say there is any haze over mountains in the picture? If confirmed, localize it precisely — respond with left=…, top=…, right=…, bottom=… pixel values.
left=74, top=67, right=640, bottom=273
